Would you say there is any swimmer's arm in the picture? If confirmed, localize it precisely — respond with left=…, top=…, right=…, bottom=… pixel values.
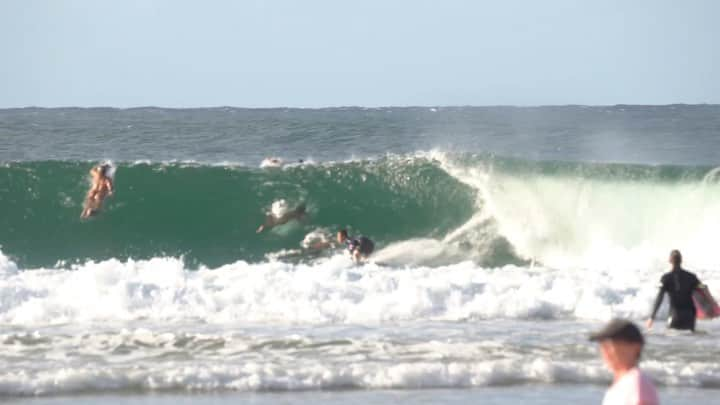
left=647, top=283, right=667, bottom=329
left=256, top=215, right=275, bottom=233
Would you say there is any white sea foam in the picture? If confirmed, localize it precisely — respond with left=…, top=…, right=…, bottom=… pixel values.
left=300, top=228, right=331, bottom=249
left=260, top=157, right=284, bottom=168
left=0, top=359, right=610, bottom=396
left=1, top=346, right=718, bottom=396
left=2, top=319, right=719, bottom=396
left=1, top=249, right=718, bottom=326
left=269, top=199, right=290, bottom=217
left=431, top=151, right=720, bottom=272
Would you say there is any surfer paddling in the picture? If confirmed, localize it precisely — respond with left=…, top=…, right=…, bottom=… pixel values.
left=314, top=229, right=375, bottom=262
left=81, top=164, right=114, bottom=219
left=256, top=203, right=307, bottom=233
left=647, top=250, right=703, bottom=332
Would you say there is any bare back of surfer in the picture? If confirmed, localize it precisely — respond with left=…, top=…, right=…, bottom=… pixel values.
left=256, top=203, right=307, bottom=233
left=81, top=164, right=114, bottom=218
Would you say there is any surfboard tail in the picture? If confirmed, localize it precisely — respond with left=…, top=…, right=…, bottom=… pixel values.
left=693, top=286, right=720, bottom=320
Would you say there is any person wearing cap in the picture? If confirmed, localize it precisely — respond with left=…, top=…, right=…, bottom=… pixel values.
left=647, top=249, right=701, bottom=331
left=590, top=319, right=659, bottom=405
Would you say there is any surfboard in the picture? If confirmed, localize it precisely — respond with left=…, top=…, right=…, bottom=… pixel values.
left=693, top=285, right=720, bottom=320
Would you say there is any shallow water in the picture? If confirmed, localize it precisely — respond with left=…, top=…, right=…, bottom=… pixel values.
left=9, top=386, right=719, bottom=405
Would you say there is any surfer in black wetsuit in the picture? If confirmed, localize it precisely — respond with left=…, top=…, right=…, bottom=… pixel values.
left=312, top=229, right=375, bottom=262
left=337, top=229, right=375, bottom=262
left=647, top=250, right=701, bottom=332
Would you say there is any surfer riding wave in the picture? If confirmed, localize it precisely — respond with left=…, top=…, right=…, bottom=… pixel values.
left=81, top=164, right=114, bottom=219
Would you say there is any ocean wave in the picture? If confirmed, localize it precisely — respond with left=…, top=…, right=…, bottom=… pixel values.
left=1, top=353, right=718, bottom=396
left=2, top=250, right=719, bottom=326
left=0, top=156, right=476, bottom=267
left=0, top=359, right=611, bottom=396
left=433, top=151, right=720, bottom=271
left=2, top=151, right=720, bottom=272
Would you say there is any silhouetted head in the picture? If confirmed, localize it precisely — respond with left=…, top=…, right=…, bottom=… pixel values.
left=99, top=164, right=110, bottom=177
left=669, top=249, right=682, bottom=269
left=92, top=164, right=110, bottom=179
left=337, top=229, right=348, bottom=243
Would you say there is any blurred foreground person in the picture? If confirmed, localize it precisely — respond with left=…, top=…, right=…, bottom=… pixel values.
left=589, top=319, right=659, bottom=405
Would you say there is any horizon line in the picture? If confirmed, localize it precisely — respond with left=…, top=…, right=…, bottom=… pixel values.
left=1, top=103, right=718, bottom=111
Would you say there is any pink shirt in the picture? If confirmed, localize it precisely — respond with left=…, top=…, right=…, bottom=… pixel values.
left=603, top=368, right=659, bottom=405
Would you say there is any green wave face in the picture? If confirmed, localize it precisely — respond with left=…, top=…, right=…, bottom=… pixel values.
left=0, top=158, right=477, bottom=267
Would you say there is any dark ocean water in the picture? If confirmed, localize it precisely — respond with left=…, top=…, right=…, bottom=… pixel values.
left=2, top=105, right=719, bottom=164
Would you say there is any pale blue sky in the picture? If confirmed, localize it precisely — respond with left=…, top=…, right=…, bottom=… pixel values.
left=1, top=0, right=718, bottom=107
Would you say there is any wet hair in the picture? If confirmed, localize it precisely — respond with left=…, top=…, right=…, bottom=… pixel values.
left=98, top=164, right=110, bottom=177
left=338, top=229, right=348, bottom=238
left=670, top=249, right=682, bottom=266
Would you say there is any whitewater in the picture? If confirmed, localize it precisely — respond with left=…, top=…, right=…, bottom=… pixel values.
left=2, top=106, right=720, bottom=403
left=2, top=251, right=720, bottom=397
